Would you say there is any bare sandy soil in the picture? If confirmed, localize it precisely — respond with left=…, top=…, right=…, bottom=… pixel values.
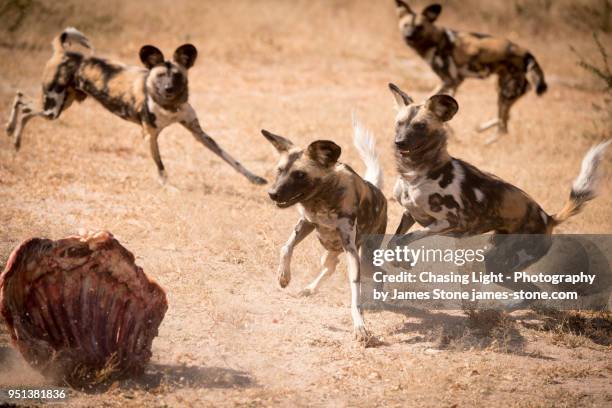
left=0, top=1, right=611, bottom=406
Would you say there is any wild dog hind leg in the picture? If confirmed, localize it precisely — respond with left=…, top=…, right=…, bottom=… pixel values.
left=477, top=118, right=500, bottom=133
left=432, top=78, right=462, bottom=96
left=484, top=233, right=553, bottom=309
left=7, top=86, right=76, bottom=150
left=9, top=100, right=52, bottom=151
left=299, top=250, right=341, bottom=297
left=6, top=91, right=25, bottom=135
left=337, top=218, right=369, bottom=341
left=483, top=72, right=528, bottom=144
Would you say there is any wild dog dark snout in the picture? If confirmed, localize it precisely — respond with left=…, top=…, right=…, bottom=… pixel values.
left=262, top=129, right=304, bottom=208
left=267, top=167, right=312, bottom=208
left=396, top=121, right=429, bottom=150
left=267, top=190, right=279, bottom=201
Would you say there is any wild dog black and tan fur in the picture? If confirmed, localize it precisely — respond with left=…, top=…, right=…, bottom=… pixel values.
left=6, top=27, right=266, bottom=185
left=394, top=1, right=547, bottom=142
left=388, top=83, right=609, bottom=297
left=262, top=118, right=387, bottom=340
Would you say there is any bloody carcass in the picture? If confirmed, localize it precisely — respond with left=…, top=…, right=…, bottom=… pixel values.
left=0, top=230, right=167, bottom=387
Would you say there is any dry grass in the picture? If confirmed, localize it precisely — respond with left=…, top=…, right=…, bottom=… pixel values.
left=66, top=353, right=121, bottom=391
left=531, top=308, right=612, bottom=348
left=0, top=0, right=611, bottom=406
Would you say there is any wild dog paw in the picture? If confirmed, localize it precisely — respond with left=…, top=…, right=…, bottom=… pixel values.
left=298, top=287, right=315, bottom=297
left=484, top=133, right=500, bottom=145
left=476, top=117, right=500, bottom=133
left=157, top=169, right=168, bottom=185
left=250, top=175, right=268, bottom=185
left=278, top=269, right=290, bottom=288
left=353, top=325, right=371, bottom=343
left=6, top=121, right=15, bottom=136
left=6, top=114, right=17, bottom=135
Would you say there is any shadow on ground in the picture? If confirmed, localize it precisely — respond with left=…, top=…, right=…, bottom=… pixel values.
left=377, top=306, right=552, bottom=358
left=125, top=363, right=256, bottom=391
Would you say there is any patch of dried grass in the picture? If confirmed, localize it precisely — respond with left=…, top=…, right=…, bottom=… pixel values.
left=530, top=307, right=612, bottom=348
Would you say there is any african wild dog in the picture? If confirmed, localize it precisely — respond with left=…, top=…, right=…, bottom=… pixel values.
left=394, top=1, right=547, bottom=143
left=262, top=118, right=387, bottom=341
left=6, top=27, right=266, bottom=185
left=387, top=83, right=609, bottom=300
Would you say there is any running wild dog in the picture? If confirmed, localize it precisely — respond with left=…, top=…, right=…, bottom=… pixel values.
left=262, top=118, right=387, bottom=341
left=394, top=1, right=547, bottom=143
left=6, top=27, right=266, bottom=185
left=388, top=83, right=609, bottom=298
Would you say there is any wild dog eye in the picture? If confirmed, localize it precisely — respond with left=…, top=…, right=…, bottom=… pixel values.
left=292, top=170, right=306, bottom=179
left=412, top=122, right=427, bottom=131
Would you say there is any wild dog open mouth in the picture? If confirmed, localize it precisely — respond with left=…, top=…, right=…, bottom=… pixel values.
left=275, top=193, right=304, bottom=208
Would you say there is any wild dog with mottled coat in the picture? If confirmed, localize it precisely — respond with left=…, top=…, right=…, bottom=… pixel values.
left=262, top=118, right=387, bottom=341
left=6, top=27, right=266, bottom=185
left=394, top=1, right=547, bottom=143
left=388, top=83, right=609, bottom=296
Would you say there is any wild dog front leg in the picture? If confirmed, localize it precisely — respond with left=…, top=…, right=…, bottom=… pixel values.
left=142, top=125, right=166, bottom=184
left=278, top=218, right=315, bottom=288
left=394, top=212, right=416, bottom=235
left=387, top=212, right=416, bottom=270
left=395, top=219, right=455, bottom=247
left=337, top=218, right=369, bottom=341
left=388, top=211, right=415, bottom=249
left=299, top=250, right=341, bottom=297
left=180, top=105, right=267, bottom=185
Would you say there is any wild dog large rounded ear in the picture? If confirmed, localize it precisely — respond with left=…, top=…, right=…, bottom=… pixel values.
left=173, top=44, right=198, bottom=69
left=388, top=83, right=413, bottom=108
left=139, top=45, right=165, bottom=69
left=427, top=94, right=458, bottom=122
left=307, top=140, right=341, bottom=167
left=422, top=4, right=442, bottom=22
left=261, top=129, right=294, bottom=153
left=395, top=0, right=414, bottom=14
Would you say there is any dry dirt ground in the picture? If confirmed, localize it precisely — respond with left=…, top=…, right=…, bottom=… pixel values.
left=0, top=0, right=611, bottom=407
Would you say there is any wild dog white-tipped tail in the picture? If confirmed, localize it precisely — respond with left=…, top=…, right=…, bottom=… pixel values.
left=553, top=140, right=610, bottom=225
left=52, top=27, right=93, bottom=53
left=352, top=113, right=383, bottom=189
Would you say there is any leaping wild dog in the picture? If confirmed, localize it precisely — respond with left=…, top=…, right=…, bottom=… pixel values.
left=5, top=27, right=267, bottom=186
left=388, top=83, right=609, bottom=299
left=394, top=1, right=547, bottom=143
left=262, top=117, right=387, bottom=341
